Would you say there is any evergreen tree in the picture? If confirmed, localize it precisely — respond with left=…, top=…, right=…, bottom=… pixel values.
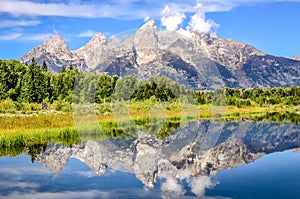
left=42, top=61, right=48, bottom=71
left=31, top=57, right=37, bottom=66
left=96, top=75, right=112, bottom=104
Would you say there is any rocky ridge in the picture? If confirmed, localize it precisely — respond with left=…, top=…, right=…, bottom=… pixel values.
left=21, top=20, right=300, bottom=88
left=74, top=33, right=115, bottom=71
left=292, top=55, right=300, bottom=61
left=20, top=35, right=87, bottom=73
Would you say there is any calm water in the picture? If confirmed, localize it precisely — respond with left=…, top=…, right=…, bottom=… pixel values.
left=1, top=120, right=300, bottom=199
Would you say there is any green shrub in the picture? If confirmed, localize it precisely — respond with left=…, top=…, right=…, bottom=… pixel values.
left=22, top=102, right=40, bottom=112
left=53, top=100, right=63, bottom=111
left=0, top=99, right=16, bottom=113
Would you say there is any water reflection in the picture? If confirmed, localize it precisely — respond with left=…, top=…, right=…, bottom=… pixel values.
left=11, top=120, right=297, bottom=198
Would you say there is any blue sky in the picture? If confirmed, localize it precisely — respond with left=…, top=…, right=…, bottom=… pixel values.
left=0, top=0, right=300, bottom=59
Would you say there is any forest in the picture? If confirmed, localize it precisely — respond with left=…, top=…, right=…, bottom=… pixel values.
left=0, top=59, right=299, bottom=113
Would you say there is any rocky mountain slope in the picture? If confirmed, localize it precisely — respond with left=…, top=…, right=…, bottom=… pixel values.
left=21, top=20, right=300, bottom=89
left=292, top=55, right=300, bottom=61
left=20, top=35, right=87, bottom=73
left=34, top=121, right=300, bottom=188
left=74, top=33, right=115, bottom=71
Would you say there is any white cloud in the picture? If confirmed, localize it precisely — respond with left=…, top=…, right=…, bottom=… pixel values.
left=177, top=28, right=192, bottom=38
left=0, top=168, right=22, bottom=175
left=159, top=170, right=227, bottom=199
left=187, top=12, right=219, bottom=34
left=23, top=33, right=54, bottom=41
left=0, top=19, right=41, bottom=27
left=75, top=171, right=96, bottom=178
left=0, top=33, right=22, bottom=40
left=187, top=175, right=218, bottom=196
left=0, top=0, right=299, bottom=19
left=2, top=190, right=110, bottom=199
left=194, top=2, right=203, bottom=9
left=160, top=3, right=219, bottom=34
left=0, top=33, right=55, bottom=41
left=0, top=166, right=52, bottom=175
left=0, top=0, right=151, bottom=19
left=144, top=16, right=150, bottom=22
left=160, top=5, right=186, bottom=31
left=0, top=0, right=98, bottom=18
left=76, top=30, right=97, bottom=38
left=160, top=171, right=185, bottom=197
left=195, top=1, right=235, bottom=13
left=0, top=181, right=40, bottom=189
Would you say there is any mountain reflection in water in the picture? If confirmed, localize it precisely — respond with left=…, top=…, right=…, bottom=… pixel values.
left=24, top=120, right=299, bottom=198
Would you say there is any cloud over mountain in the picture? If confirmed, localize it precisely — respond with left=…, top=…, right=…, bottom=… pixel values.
left=160, top=5, right=186, bottom=31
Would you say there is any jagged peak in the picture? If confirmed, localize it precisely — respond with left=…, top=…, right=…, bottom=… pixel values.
left=90, top=33, right=107, bottom=44
left=140, top=19, right=157, bottom=30
left=43, top=34, right=65, bottom=44
left=42, top=34, right=71, bottom=51
left=124, top=19, right=158, bottom=50
left=76, top=32, right=111, bottom=52
left=292, top=55, right=300, bottom=61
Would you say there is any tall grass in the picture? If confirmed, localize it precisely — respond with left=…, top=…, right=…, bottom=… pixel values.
left=0, top=113, right=74, bottom=131
left=0, top=127, right=80, bottom=156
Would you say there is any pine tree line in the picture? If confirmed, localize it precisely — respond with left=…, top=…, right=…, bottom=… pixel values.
left=0, top=59, right=299, bottom=110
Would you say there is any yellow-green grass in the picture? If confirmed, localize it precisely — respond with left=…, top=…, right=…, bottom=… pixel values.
left=0, top=104, right=297, bottom=143
left=1, top=104, right=297, bottom=133
left=0, top=113, right=74, bottom=131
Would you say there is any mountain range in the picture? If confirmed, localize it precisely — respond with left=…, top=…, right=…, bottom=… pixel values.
left=34, top=120, right=300, bottom=189
left=21, top=20, right=300, bottom=89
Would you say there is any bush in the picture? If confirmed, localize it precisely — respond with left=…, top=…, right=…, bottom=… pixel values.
left=52, top=100, right=62, bottom=111
left=61, top=104, right=72, bottom=112
left=53, top=100, right=72, bottom=112
left=22, top=102, right=40, bottom=112
left=98, top=104, right=112, bottom=115
left=0, top=99, right=16, bottom=113
left=14, top=101, right=24, bottom=111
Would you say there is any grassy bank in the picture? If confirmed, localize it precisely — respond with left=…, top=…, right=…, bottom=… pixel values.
left=1, top=103, right=298, bottom=134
